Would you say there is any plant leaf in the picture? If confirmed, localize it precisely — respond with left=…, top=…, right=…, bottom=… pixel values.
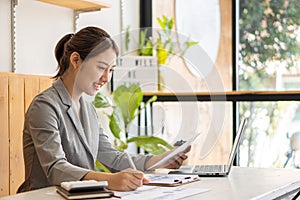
left=139, top=29, right=147, bottom=55
left=128, top=84, right=143, bottom=119
left=139, top=30, right=153, bottom=56
left=109, top=108, right=126, bottom=143
left=187, top=41, right=199, bottom=47
left=114, top=138, right=128, bottom=152
left=113, top=84, right=143, bottom=127
left=137, top=95, right=157, bottom=117
left=127, top=136, right=173, bottom=155
left=143, top=40, right=153, bottom=56
left=157, top=17, right=165, bottom=30
left=93, top=84, right=170, bottom=155
left=93, top=92, right=112, bottom=108
left=168, top=17, right=174, bottom=30
left=145, top=95, right=157, bottom=106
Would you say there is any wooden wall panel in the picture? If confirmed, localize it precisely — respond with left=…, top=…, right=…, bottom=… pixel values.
left=0, top=73, right=52, bottom=196
left=216, top=0, right=232, bottom=90
left=0, top=75, right=9, bottom=197
left=9, top=76, right=25, bottom=194
left=39, top=77, right=53, bottom=92
left=24, top=78, right=39, bottom=112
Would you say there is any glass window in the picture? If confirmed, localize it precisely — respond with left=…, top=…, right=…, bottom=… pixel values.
left=238, top=0, right=300, bottom=168
left=238, top=0, right=300, bottom=91
left=239, top=101, right=300, bottom=168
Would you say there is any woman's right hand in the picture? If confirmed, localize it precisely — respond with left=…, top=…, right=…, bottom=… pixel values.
left=106, top=168, right=149, bottom=191
left=83, top=169, right=148, bottom=191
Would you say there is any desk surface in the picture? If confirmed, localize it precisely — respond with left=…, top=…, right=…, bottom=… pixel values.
left=1, top=167, right=300, bottom=200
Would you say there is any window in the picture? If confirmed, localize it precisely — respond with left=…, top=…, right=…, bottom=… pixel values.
left=144, top=0, right=300, bottom=168
left=238, top=0, right=300, bottom=168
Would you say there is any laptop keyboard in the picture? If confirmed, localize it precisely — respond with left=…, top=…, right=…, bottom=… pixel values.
left=193, top=165, right=225, bottom=173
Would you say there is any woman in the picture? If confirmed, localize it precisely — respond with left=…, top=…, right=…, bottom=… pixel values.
left=17, top=26, right=189, bottom=192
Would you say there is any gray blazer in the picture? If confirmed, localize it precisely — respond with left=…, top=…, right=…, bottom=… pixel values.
left=18, top=79, right=151, bottom=192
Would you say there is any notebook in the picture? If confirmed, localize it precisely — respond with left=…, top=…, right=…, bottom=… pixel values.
left=169, top=117, right=247, bottom=177
left=56, top=186, right=114, bottom=200
left=56, top=180, right=114, bottom=199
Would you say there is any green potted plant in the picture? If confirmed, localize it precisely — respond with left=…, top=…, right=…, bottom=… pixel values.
left=135, top=16, right=198, bottom=90
left=93, top=84, right=173, bottom=154
left=126, top=15, right=198, bottom=63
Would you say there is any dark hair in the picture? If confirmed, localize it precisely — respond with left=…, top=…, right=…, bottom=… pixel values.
left=53, top=26, right=119, bottom=79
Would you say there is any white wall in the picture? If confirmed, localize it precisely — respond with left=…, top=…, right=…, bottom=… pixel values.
left=0, top=0, right=11, bottom=72
left=77, top=0, right=121, bottom=37
left=0, top=0, right=139, bottom=76
left=15, top=0, right=73, bottom=75
left=122, top=0, right=140, bottom=30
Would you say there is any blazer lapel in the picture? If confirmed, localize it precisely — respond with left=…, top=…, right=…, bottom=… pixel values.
left=53, top=79, right=94, bottom=159
left=66, top=105, right=94, bottom=158
left=80, top=98, right=98, bottom=159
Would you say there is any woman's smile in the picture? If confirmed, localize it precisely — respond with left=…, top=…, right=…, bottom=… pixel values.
left=94, top=82, right=103, bottom=91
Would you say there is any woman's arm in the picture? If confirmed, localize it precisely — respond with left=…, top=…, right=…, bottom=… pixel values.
left=26, top=96, right=92, bottom=184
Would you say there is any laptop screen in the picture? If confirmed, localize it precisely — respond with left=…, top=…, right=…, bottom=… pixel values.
left=227, top=118, right=247, bottom=167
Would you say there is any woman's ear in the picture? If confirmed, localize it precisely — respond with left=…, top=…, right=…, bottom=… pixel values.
left=70, top=52, right=82, bottom=69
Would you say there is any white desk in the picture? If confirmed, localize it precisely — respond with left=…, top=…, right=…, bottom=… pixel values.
left=1, top=167, right=300, bottom=200
left=186, top=167, right=300, bottom=200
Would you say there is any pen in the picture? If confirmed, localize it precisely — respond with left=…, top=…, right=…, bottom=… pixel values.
left=125, top=152, right=137, bottom=170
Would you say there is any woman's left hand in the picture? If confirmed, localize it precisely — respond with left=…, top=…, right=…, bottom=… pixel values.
left=145, top=145, right=191, bottom=170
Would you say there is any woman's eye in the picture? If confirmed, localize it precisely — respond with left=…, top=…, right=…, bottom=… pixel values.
left=97, top=66, right=105, bottom=71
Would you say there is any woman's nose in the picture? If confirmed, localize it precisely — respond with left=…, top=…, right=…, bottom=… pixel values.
left=100, top=70, right=111, bottom=83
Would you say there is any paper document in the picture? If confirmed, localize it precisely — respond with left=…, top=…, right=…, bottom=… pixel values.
left=147, top=133, right=201, bottom=170
left=114, top=186, right=209, bottom=200
left=144, top=174, right=200, bottom=186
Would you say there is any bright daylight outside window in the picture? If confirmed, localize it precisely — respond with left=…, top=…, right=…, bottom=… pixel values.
left=238, top=1, right=300, bottom=168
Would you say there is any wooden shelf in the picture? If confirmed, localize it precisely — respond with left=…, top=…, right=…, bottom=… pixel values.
left=143, top=91, right=300, bottom=102
left=37, top=0, right=111, bottom=12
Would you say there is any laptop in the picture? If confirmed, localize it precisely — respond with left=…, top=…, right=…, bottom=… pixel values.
left=169, top=117, right=247, bottom=177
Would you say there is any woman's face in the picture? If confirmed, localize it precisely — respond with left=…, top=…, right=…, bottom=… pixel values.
left=74, top=47, right=117, bottom=96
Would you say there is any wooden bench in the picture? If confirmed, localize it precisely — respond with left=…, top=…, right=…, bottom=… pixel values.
left=0, top=72, right=52, bottom=196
